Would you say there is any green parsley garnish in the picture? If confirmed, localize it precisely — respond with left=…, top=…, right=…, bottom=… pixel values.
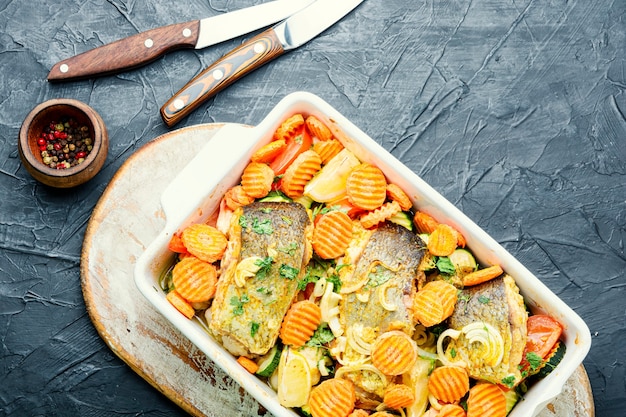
left=255, top=256, right=274, bottom=279
left=230, top=294, right=250, bottom=316
left=326, top=273, right=342, bottom=293
left=501, top=375, right=516, bottom=388
left=478, top=295, right=491, bottom=304
left=280, top=264, right=299, bottom=280
left=526, top=351, right=544, bottom=371
left=250, top=322, right=260, bottom=338
left=251, top=217, right=273, bottom=235
left=277, top=242, right=298, bottom=256
left=436, top=256, right=456, bottom=275
left=366, top=264, right=392, bottom=289
left=305, top=323, right=335, bottom=347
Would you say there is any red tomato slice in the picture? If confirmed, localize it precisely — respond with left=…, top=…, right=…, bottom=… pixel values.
left=523, top=315, right=563, bottom=359
left=269, top=125, right=312, bottom=175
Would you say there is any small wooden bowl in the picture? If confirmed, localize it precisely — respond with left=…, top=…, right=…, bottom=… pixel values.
left=18, top=98, right=109, bottom=188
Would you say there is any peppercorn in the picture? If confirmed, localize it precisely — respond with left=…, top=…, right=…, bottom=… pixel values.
left=38, top=117, right=92, bottom=169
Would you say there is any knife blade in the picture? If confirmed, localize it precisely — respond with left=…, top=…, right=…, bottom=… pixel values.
left=160, top=0, right=365, bottom=127
left=47, top=0, right=315, bottom=82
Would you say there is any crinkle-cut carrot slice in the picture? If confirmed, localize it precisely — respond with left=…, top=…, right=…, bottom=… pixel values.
left=280, top=300, right=322, bottom=348
left=274, top=113, right=305, bottom=141
left=223, top=185, right=255, bottom=211
left=383, top=384, right=415, bottom=409
left=370, top=330, right=418, bottom=376
left=462, top=265, right=503, bottom=287
left=312, top=210, right=353, bottom=259
left=281, top=149, right=322, bottom=198
left=237, top=356, right=260, bottom=374
left=427, top=224, right=458, bottom=256
left=412, top=211, right=439, bottom=234
left=422, top=280, right=458, bottom=320
left=166, top=290, right=195, bottom=319
left=251, top=139, right=287, bottom=163
left=306, top=115, right=334, bottom=141
left=313, top=139, right=344, bottom=164
left=386, top=183, right=412, bottom=211
left=466, top=383, right=507, bottom=417
left=309, top=378, right=356, bottom=417
left=369, top=413, right=396, bottom=417
left=171, top=256, right=218, bottom=303
left=427, top=365, right=470, bottom=404
left=359, top=200, right=401, bottom=229
left=241, top=161, right=275, bottom=199
left=346, top=163, right=387, bottom=210
left=413, top=288, right=444, bottom=327
left=438, top=404, right=467, bottom=417
left=181, top=223, right=228, bottom=263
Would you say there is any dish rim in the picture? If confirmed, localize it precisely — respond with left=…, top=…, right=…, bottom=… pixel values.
left=134, top=91, right=591, bottom=417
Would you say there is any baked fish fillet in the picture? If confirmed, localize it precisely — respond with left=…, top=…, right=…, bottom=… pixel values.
left=210, top=202, right=312, bottom=357
left=446, top=275, right=528, bottom=385
left=340, top=222, right=426, bottom=335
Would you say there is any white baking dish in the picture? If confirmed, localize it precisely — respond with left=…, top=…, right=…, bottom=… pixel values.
left=134, top=91, right=591, bottom=417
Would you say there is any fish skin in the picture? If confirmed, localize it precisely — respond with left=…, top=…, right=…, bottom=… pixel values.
left=447, top=275, right=528, bottom=384
left=210, top=202, right=312, bottom=357
left=340, top=222, right=426, bottom=335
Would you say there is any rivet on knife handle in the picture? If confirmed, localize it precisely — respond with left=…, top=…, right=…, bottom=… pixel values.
left=160, top=28, right=285, bottom=127
left=47, top=21, right=200, bottom=82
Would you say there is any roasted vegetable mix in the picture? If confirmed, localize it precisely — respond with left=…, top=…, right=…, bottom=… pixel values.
left=161, top=114, right=565, bottom=417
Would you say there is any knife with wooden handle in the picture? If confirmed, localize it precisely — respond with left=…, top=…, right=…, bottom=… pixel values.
left=160, top=0, right=365, bottom=127
left=47, top=0, right=314, bottom=82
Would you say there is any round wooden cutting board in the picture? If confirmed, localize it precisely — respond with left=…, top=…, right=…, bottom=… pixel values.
left=80, top=123, right=594, bottom=417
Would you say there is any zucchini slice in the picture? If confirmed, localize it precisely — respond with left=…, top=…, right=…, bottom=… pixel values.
left=536, top=341, right=566, bottom=379
left=256, top=344, right=282, bottom=377
left=388, top=211, right=414, bottom=231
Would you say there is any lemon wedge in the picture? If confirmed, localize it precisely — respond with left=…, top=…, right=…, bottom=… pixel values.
left=277, top=347, right=313, bottom=407
left=304, top=148, right=360, bottom=202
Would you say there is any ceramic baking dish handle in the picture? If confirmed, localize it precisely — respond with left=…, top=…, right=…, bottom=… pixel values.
left=159, top=124, right=259, bottom=233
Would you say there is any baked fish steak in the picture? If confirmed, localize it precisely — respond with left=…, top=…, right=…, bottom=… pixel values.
left=210, top=202, right=313, bottom=357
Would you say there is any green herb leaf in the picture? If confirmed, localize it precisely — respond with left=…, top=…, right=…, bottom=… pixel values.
left=255, top=256, right=274, bottom=280
left=326, top=273, right=342, bottom=293
left=436, top=256, right=456, bottom=275
left=251, top=217, right=273, bottom=235
left=305, top=323, right=335, bottom=347
left=230, top=294, right=250, bottom=316
left=526, top=351, right=544, bottom=371
left=501, top=375, right=516, bottom=388
left=238, top=215, right=249, bottom=229
left=478, top=295, right=491, bottom=304
left=279, top=264, right=299, bottom=280
left=278, top=242, right=298, bottom=256
left=366, top=264, right=392, bottom=289
left=250, top=322, right=260, bottom=338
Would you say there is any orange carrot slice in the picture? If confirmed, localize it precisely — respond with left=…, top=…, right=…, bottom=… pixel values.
left=181, top=223, right=228, bottom=263
left=237, top=356, right=260, bottom=374
left=312, top=210, right=353, bottom=259
left=306, top=115, right=333, bottom=141
left=370, top=330, right=417, bottom=376
left=383, top=384, right=415, bottom=409
left=466, top=383, right=507, bottom=417
left=313, top=139, right=344, bottom=164
left=386, top=183, right=412, bottom=211
left=423, top=280, right=458, bottom=320
left=171, top=256, right=218, bottom=303
left=241, top=161, right=275, bottom=199
left=347, top=410, right=369, bottom=417
left=166, top=290, right=195, bottom=319
left=281, top=149, right=322, bottom=198
left=412, top=211, right=439, bottom=234
left=413, top=288, right=445, bottom=327
left=462, top=265, right=503, bottom=287
left=309, top=378, right=356, bottom=417
left=251, top=139, right=287, bottom=163
left=224, top=185, right=255, bottom=211
left=359, top=200, right=401, bottom=229
left=427, top=365, right=470, bottom=404
left=346, top=163, right=387, bottom=210
left=438, top=404, right=467, bottom=417
left=280, top=300, right=322, bottom=348
left=427, top=224, right=458, bottom=256
left=274, top=113, right=305, bottom=141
